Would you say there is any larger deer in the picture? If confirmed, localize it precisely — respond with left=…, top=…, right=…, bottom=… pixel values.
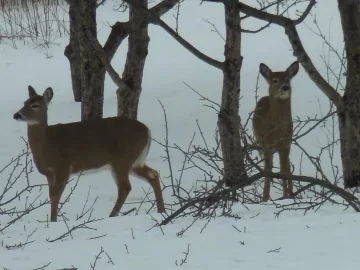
left=252, top=61, right=299, bottom=201
left=13, top=85, right=165, bottom=222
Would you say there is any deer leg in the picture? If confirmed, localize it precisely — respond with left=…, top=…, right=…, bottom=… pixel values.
left=132, top=165, right=165, bottom=213
left=50, top=169, right=69, bottom=222
left=279, top=148, right=293, bottom=198
left=109, top=165, right=132, bottom=217
left=46, top=173, right=56, bottom=221
left=262, top=151, right=273, bottom=202
left=46, top=173, right=54, bottom=203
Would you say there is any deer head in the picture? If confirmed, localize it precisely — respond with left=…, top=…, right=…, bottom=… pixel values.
left=13, top=85, right=53, bottom=125
left=259, top=61, right=299, bottom=100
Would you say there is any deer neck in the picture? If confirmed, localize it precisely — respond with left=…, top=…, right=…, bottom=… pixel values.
left=27, top=121, right=50, bottom=169
left=27, top=119, right=48, bottom=136
left=268, top=97, right=292, bottom=120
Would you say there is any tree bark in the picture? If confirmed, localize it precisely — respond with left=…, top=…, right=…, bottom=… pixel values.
left=117, top=0, right=149, bottom=119
left=65, top=0, right=180, bottom=120
left=66, top=0, right=105, bottom=121
left=78, top=0, right=105, bottom=121
left=64, top=2, right=82, bottom=102
left=218, top=3, right=247, bottom=187
left=337, top=0, right=360, bottom=188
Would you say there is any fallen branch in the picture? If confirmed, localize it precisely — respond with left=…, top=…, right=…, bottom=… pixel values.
left=160, top=170, right=360, bottom=226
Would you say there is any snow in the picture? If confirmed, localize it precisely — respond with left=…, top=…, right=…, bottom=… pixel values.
left=0, top=0, right=358, bottom=269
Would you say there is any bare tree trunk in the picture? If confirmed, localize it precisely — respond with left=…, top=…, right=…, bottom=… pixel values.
left=218, top=3, right=247, bottom=187
left=117, top=0, right=149, bottom=119
left=337, top=0, right=360, bottom=188
left=78, top=0, right=105, bottom=121
left=64, top=2, right=82, bottom=102
left=66, top=0, right=180, bottom=121
left=66, top=0, right=105, bottom=121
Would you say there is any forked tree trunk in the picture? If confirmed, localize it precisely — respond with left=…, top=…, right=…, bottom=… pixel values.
left=218, top=4, right=247, bottom=187
left=117, top=0, right=149, bottom=119
left=337, top=0, right=360, bottom=188
left=64, top=2, right=82, bottom=102
left=66, top=0, right=180, bottom=120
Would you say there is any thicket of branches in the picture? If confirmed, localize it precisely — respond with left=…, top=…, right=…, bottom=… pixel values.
left=0, top=0, right=68, bottom=50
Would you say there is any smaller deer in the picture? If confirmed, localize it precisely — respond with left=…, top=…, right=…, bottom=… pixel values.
left=252, top=61, right=299, bottom=201
left=13, top=85, right=165, bottom=222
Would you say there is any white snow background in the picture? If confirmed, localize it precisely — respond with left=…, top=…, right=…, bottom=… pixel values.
left=0, top=0, right=359, bottom=269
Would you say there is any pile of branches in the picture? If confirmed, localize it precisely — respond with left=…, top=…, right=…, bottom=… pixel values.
left=152, top=86, right=360, bottom=230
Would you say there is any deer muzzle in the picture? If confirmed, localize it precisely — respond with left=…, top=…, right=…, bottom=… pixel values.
left=281, top=85, right=290, bottom=92
left=13, top=112, right=23, bottom=121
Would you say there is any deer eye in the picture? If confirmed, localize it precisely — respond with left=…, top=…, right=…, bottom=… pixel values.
left=31, top=104, right=39, bottom=109
left=272, top=78, right=279, bottom=84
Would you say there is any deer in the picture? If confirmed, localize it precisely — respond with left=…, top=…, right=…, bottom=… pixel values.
left=252, top=61, right=299, bottom=202
left=13, top=85, right=165, bottom=222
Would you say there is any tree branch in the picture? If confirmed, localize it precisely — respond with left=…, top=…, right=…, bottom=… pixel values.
left=150, top=0, right=183, bottom=17
left=284, top=23, right=342, bottom=108
left=160, top=171, right=360, bottom=226
left=85, top=28, right=130, bottom=91
left=103, top=0, right=183, bottom=60
left=202, top=0, right=343, bottom=108
left=293, top=0, right=316, bottom=25
left=123, top=0, right=224, bottom=70
left=103, top=21, right=130, bottom=61
left=64, top=0, right=74, bottom=5
left=96, top=0, right=107, bottom=8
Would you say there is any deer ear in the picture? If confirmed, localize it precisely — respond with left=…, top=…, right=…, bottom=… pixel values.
left=43, top=87, right=54, bottom=105
left=259, top=63, right=272, bottom=81
left=287, top=61, right=299, bottom=78
left=28, top=85, right=37, bottom=97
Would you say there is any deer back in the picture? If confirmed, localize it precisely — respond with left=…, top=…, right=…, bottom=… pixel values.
left=14, top=86, right=151, bottom=175
left=47, top=117, right=150, bottom=173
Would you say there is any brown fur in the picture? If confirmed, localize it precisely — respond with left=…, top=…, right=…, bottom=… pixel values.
left=14, top=85, right=165, bottom=222
left=252, top=61, right=299, bottom=201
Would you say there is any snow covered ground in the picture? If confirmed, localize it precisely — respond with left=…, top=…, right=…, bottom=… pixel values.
left=1, top=0, right=359, bottom=269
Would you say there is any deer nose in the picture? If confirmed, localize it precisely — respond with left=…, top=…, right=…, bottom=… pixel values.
left=13, top=112, right=22, bottom=120
left=281, top=85, right=290, bottom=91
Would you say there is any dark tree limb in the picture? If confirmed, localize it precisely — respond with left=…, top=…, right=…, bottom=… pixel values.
left=64, top=0, right=82, bottom=102
left=160, top=170, right=360, bottom=226
left=102, top=0, right=182, bottom=61
left=64, top=0, right=106, bottom=120
left=84, top=28, right=130, bottom=91
left=336, top=0, right=360, bottom=188
left=96, top=0, right=107, bottom=8
left=117, top=0, right=150, bottom=119
left=103, top=21, right=130, bottom=61
left=122, top=0, right=224, bottom=70
left=218, top=2, right=247, bottom=187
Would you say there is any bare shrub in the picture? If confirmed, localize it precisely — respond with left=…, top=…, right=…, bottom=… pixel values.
left=0, top=138, right=48, bottom=233
left=0, top=0, right=68, bottom=48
